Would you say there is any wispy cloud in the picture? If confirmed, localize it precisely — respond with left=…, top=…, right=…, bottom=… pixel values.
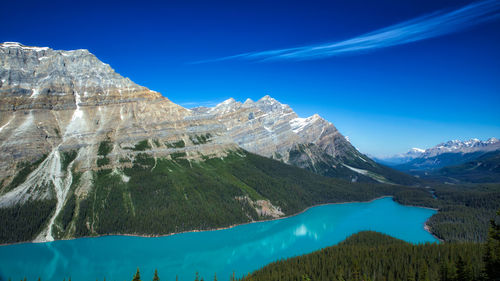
left=194, top=0, right=500, bottom=63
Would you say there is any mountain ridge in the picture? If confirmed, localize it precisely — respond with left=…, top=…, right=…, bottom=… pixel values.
left=375, top=138, right=500, bottom=171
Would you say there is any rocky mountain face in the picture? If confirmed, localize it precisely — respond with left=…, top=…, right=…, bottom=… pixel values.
left=0, top=42, right=234, bottom=242
left=0, top=42, right=414, bottom=243
left=389, top=138, right=500, bottom=172
left=192, top=97, right=416, bottom=184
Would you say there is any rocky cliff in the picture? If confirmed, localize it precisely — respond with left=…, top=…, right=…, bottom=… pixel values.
left=0, top=42, right=234, bottom=241
left=192, top=97, right=416, bottom=184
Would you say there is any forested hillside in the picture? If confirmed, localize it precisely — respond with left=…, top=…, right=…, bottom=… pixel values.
left=239, top=222, right=500, bottom=281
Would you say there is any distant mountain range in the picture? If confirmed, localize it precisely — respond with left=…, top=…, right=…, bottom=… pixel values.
left=373, top=138, right=500, bottom=183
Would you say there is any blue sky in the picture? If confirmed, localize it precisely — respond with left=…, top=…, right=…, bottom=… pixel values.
left=1, top=0, right=499, bottom=157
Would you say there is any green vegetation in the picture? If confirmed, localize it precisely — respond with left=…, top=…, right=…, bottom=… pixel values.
left=484, top=210, right=500, bottom=279
left=394, top=184, right=500, bottom=242
left=3, top=154, right=47, bottom=193
left=97, top=157, right=110, bottom=167
left=53, top=171, right=82, bottom=239
left=166, top=139, right=186, bottom=148
left=153, top=139, right=161, bottom=147
left=60, top=150, right=77, bottom=171
left=68, top=150, right=417, bottom=238
left=3, top=149, right=497, bottom=244
left=98, top=140, right=113, bottom=156
left=287, top=143, right=419, bottom=186
left=239, top=231, right=485, bottom=281
left=190, top=133, right=212, bottom=145
left=427, top=151, right=500, bottom=184
left=65, top=149, right=499, bottom=243
left=0, top=199, right=56, bottom=243
left=133, top=140, right=151, bottom=151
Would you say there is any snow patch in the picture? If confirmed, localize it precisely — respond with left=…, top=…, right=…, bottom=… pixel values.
left=64, top=92, right=86, bottom=139
left=30, top=88, right=40, bottom=98
left=12, top=111, right=34, bottom=138
left=0, top=115, right=15, bottom=134
left=289, top=114, right=320, bottom=134
left=342, top=164, right=369, bottom=175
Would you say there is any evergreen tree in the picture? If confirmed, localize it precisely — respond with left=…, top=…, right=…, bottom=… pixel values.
left=351, top=260, right=361, bottom=281
left=483, top=210, right=500, bottom=281
left=194, top=272, right=199, bottom=281
left=455, top=256, right=471, bottom=281
left=153, top=269, right=159, bottom=281
left=213, top=273, right=217, bottom=281
left=439, top=261, right=450, bottom=281
left=132, top=268, right=141, bottom=281
left=418, top=261, right=430, bottom=281
left=407, top=265, right=416, bottom=281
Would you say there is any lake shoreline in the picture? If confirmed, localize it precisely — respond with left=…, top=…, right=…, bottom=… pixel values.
left=0, top=195, right=438, bottom=246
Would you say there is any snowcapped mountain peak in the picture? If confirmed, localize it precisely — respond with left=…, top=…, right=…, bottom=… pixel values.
left=421, top=138, right=500, bottom=158
left=486, top=137, right=499, bottom=144
left=219, top=98, right=236, bottom=105
left=410, top=148, right=425, bottom=153
left=208, top=98, right=241, bottom=114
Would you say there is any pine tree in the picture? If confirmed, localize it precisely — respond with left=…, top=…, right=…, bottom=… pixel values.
left=407, top=265, right=416, bottom=281
left=483, top=210, right=500, bottom=281
left=418, top=262, right=430, bottom=281
left=153, top=269, right=159, bottom=281
left=351, top=260, right=361, bottom=281
left=213, top=273, right=217, bottom=281
left=194, top=272, right=200, bottom=281
left=455, top=256, right=471, bottom=281
left=132, top=268, right=141, bottom=281
left=439, top=261, right=450, bottom=281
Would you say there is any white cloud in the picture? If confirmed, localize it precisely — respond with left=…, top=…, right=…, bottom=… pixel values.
left=196, top=0, right=500, bottom=63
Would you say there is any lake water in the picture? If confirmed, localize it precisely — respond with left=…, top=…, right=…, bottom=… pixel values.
left=0, top=197, right=437, bottom=281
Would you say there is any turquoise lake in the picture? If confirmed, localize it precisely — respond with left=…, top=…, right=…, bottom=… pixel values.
left=0, top=197, right=437, bottom=281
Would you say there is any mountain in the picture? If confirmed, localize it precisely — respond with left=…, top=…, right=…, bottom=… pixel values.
left=192, top=97, right=417, bottom=185
left=0, top=42, right=414, bottom=244
left=380, top=138, right=500, bottom=172
left=422, top=150, right=500, bottom=183
left=373, top=148, right=425, bottom=166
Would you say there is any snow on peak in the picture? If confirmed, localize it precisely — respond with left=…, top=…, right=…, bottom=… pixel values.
left=257, top=95, right=280, bottom=104
left=208, top=98, right=241, bottom=114
left=487, top=137, right=499, bottom=144
left=289, top=114, right=322, bottom=134
left=219, top=98, right=236, bottom=105
left=1, top=42, right=49, bottom=51
left=410, top=148, right=425, bottom=153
